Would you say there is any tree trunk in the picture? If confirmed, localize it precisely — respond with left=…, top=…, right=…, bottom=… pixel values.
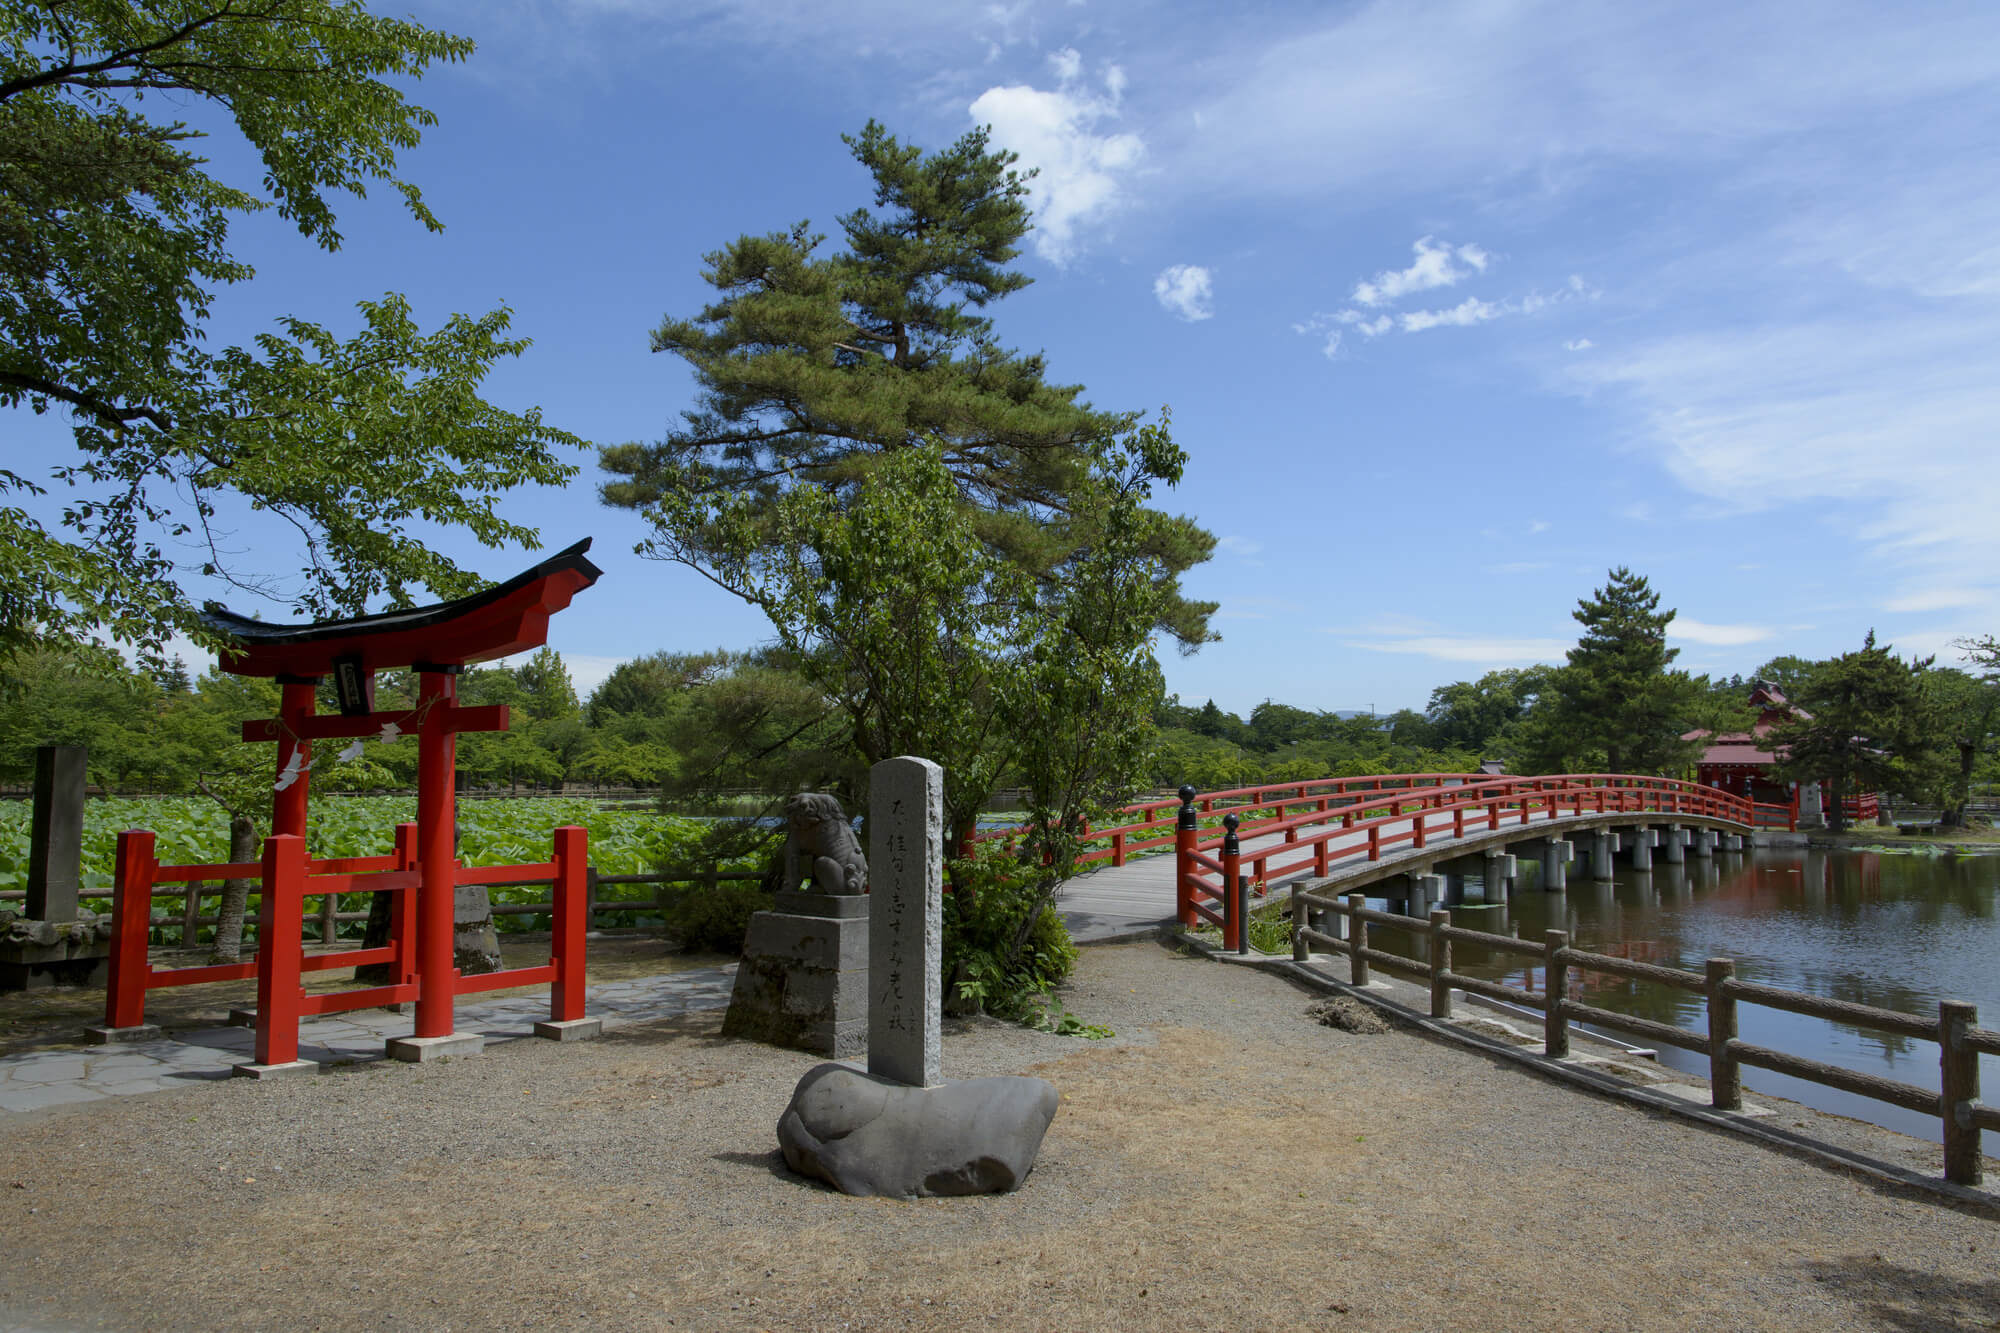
left=208, top=815, right=259, bottom=963
left=1943, top=741, right=1975, bottom=828
left=1827, top=773, right=1849, bottom=833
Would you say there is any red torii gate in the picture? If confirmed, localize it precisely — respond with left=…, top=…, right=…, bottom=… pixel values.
left=93, top=540, right=603, bottom=1074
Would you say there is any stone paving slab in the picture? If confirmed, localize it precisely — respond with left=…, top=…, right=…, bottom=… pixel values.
left=0, top=964, right=737, bottom=1113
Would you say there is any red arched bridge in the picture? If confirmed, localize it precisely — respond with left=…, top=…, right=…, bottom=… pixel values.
left=1042, top=773, right=1794, bottom=946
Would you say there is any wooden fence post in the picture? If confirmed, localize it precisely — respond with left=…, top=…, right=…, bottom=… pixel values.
left=180, top=882, right=203, bottom=947
left=1348, top=892, right=1368, bottom=987
left=1706, top=958, right=1741, bottom=1111
left=1429, top=909, right=1452, bottom=1019
left=1292, top=888, right=1309, bottom=962
left=1940, top=1000, right=1981, bottom=1186
left=1543, top=930, right=1569, bottom=1058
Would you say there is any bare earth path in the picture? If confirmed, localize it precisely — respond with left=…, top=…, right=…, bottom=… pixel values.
left=1, top=940, right=1995, bottom=1332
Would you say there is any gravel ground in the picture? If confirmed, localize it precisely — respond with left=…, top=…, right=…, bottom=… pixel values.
left=1, top=939, right=1995, bottom=1332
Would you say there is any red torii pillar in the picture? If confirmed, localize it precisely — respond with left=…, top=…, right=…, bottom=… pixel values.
left=245, top=673, right=509, bottom=1048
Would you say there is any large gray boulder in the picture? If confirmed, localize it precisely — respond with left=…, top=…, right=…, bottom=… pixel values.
left=777, top=1063, right=1058, bottom=1199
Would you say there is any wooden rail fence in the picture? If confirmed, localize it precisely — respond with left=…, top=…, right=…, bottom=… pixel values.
left=1286, top=885, right=1996, bottom=1187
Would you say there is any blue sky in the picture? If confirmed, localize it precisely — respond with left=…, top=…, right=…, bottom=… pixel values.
left=21, top=1, right=2000, bottom=715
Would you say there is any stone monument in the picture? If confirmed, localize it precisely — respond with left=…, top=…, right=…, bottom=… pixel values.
left=776, top=756, right=1059, bottom=1199
left=1, top=746, right=112, bottom=991
left=721, top=793, right=871, bottom=1057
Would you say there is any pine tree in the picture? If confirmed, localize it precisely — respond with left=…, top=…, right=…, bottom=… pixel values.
left=1550, top=567, right=1705, bottom=773
left=1772, top=631, right=1932, bottom=831
left=598, top=120, right=1216, bottom=646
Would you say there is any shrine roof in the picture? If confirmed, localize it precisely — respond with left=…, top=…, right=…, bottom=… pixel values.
left=202, top=539, right=601, bottom=679
left=1698, top=742, right=1778, bottom=766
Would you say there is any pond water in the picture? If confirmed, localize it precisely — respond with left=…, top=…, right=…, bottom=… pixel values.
left=1367, top=845, right=2000, bottom=1152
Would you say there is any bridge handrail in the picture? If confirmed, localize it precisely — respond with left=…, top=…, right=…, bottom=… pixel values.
left=1173, top=773, right=1766, bottom=950
left=1284, top=894, right=1992, bottom=1189
left=974, top=772, right=1527, bottom=868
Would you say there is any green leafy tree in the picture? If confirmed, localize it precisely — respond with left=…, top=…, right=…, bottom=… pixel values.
left=1, top=1, right=581, bottom=668
left=1546, top=567, right=1706, bottom=773
left=0, top=644, right=186, bottom=790
left=1749, top=655, right=1823, bottom=701
left=1930, top=644, right=2000, bottom=826
left=1426, top=666, right=1551, bottom=754
left=1771, top=631, right=1933, bottom=832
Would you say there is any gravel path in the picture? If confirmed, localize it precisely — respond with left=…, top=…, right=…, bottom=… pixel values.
left=1, top=939, right=1995, bottom=1331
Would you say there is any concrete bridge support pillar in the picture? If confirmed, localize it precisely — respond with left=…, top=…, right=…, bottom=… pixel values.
left=1484, top=850, right=1516, bottom=904
left=1721, top=833, right=1744, bottom=852
left=1590, top=831, right=1619, bottom=881
left=1443, top=871, right=1467, bottom=905
left=1691, top=829, right=1715, bottom=858
left=1404, top=873, right=1444, bottom=917
left=1537, top=840, right=1570, bottom=891
left=1306, top=900, right=1345, bottom=941
left=1661, top=827, right=1686, bottom=865
left=1628, top=828, right=1657, bottom=872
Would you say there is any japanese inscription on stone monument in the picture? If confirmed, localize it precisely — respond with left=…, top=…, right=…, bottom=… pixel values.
left=867, top=755, right=942, bottom=1087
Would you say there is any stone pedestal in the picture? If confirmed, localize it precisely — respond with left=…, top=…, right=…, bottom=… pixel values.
left=452, top=884, right=504, bottom=975
left=0, top=913, right=110, bottom=991
left=722, top=890, right=869, bottom=1058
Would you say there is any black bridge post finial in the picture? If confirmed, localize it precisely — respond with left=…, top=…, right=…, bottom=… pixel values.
left=1177, top=784, right=1198, bottom=831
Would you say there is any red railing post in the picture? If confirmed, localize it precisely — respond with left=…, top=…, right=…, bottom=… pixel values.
left=1368, top=825, right=1381, bottom=861
left=393, top=821, right=420, bottom=986
left=551, top=824, right=588, bottom=1023
left=103, top=830, right=156, bottom=1031
left=253, top=834, right=307, bottom=1068
left=1112, top=830, right=1126, bottom=867
left=1175, top=785, right=1199, bottom=927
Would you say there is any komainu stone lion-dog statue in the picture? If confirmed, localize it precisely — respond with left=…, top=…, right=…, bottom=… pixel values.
left=783, top=792, right=867, bottom=895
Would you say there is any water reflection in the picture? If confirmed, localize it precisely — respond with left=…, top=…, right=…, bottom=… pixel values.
left=1367, top=846, right=2000, bottom=1150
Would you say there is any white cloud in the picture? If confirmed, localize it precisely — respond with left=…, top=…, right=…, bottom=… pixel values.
left=1180, top=3, right=2000, bottom=202
left=1046, top=45, right=1081, bottom=82
left=1153, top=264, right=1214, bottom=321
left=1527, top=519, right=1550, bottom=534
left=1671, top=619, right=1774, bottom=647
left=1399, top=296, right=1503, bottom=333
left=1884, top=588, right=1987, bottom=614
left=1347, top=635, right=1572, bottom=664
left=1352, top=236, right=1490, bottom=306
left=1564, top=338, right=1594, bottom=351
left=1569, top=314, right=2000, bottom=587
left=970, top=58, right=1143, bottom=264
left=1216, top=534, right=1263, bottom=564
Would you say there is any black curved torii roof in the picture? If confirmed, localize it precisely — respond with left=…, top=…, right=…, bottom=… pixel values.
left=202, top=539, right=602, bottom=679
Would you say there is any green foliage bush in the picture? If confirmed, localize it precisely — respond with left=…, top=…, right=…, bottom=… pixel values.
left=661, top=879, right=774, bottom=955
left=943, top=843, right=1081, bottom=1022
